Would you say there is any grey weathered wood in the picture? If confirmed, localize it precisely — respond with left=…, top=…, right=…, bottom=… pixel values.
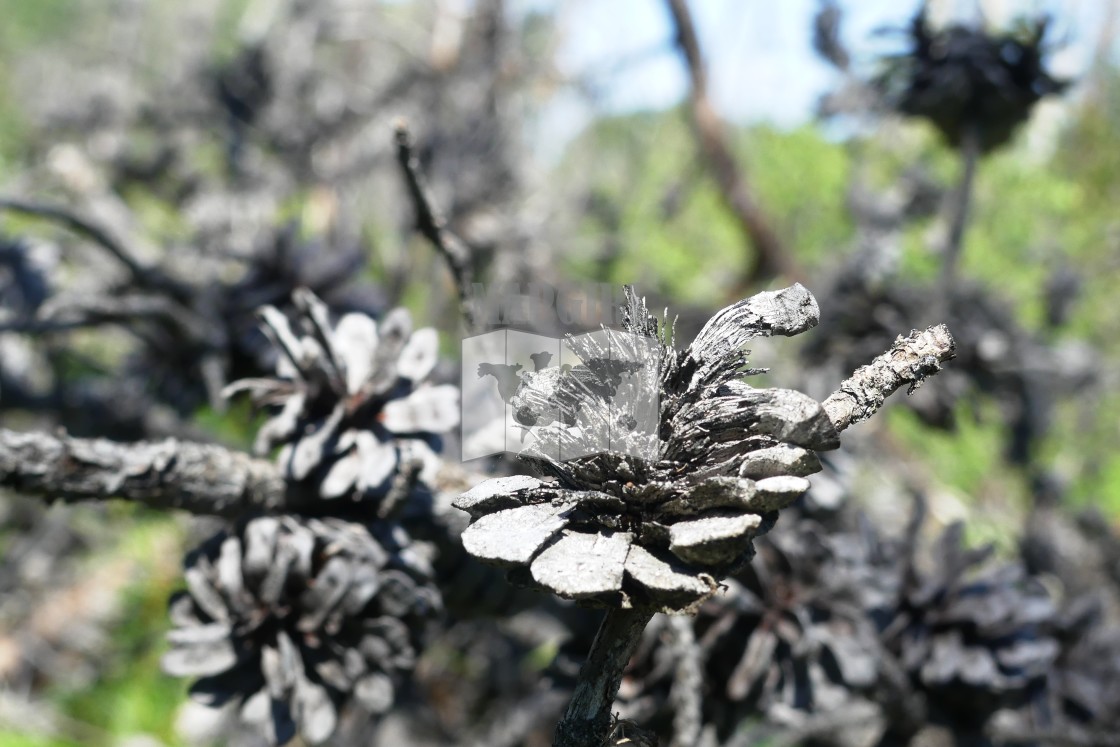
left=823, top=324, right=956, bottom=432
left=668, top=512, right=763, bottom=566
left=529, top=530, right=632, bottom=599
left=668, top=386, right=840, bottom=457
left=658, top=477, right=759, bottom=517
left=459, top=502, right=572, bottom=567
left=738, top=444, right=821, bottom=479
left=624, top=544, right=715, bottom=610
left=751, top=475, right=812, bottom=512
left=0, top=427, right=292, bottom=517
left=657, top=474, right=809, bottom=518
left=688, top=284, right=820, bottom=363
left=453, top=475, right=545, bottom=519
left=729, top=386, right=841, bottom=450
left=553, top=607, right=656, bottom=747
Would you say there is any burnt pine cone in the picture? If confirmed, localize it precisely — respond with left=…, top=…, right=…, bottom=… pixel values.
left=454, top=284, right=841, bottom=613
left=875, top=8, right=1068, bottom=152
left=225, top=288, right=458, bottom=508
left=885, top=521, right=1058, bottom=729
left=162, top=515, right=441, bottom=745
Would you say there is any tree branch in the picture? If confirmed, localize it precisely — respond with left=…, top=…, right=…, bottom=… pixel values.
left=0, top=197, right=188, bottom=300
left=664, top=0, right=797, bottom=289
left=667, top=615, right=703, bottom=747
left=0, top=294, right=207, bottom=338
left=553, top=607, right=656, bottom=747
left=393, top=122, right=478, bottom=332
left=0, top=428, right=294, bottom=517
left=939, top=124, right=980, bottom=290
left=823, top=324, right=956, bottom=432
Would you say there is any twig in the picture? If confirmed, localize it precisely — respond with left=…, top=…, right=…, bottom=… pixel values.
left=0, top=427, right=294, bottom=517
left=393, top=122, right=478, bottom=332
left=0, top=197, right=186, bottom=300
left=663, top=0, right=797, bottom=289
left=553, top=607, right=656, bottom=747
left=822, top=324, right=956, bottom=432
left=667, top=615, right=703, bottom=747
left=0, top=295, right=207, bottom=338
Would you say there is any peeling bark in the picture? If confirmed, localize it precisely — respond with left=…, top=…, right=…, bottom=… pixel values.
left=0, top=428, right=294, bottom=517
left=822, top=324, right=957, bottom=432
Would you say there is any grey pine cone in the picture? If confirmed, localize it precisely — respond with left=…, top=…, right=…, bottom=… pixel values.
left=888, top=520, right=1059, bottom=726
left=225, top=288, right=458, bottom=507
left=454, top=284, right=841, bottom=613
left=162, top=515, right=441, bottom=745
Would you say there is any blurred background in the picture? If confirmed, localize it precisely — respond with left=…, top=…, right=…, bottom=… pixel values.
left=1, top=0, right=1119, bottom=745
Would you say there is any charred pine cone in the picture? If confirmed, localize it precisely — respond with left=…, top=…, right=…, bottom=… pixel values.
left=884, top=520, right=1058, bottom=734
left=876, top=8, right=1068, bottom=153
left=454, top=284, right=841, bottom=613
left=1042, top=597, right=1120, bottom=738
left=618, top=514, right=889, bottom=744
left=162, top=515, right=440, bottom=745
left=700, top=518, right=885, bottom=737
left=225, top=288, right=458, bottom=510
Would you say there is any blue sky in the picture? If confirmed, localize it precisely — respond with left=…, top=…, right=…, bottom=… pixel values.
left=517, top=0, right=1104, bottom=151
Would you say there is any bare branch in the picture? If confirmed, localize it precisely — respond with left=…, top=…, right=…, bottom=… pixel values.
left=667, top=615, right=703, bottom=747
left=939, top=125, right=981, bottom=290
left=0, top=295, right=206, bottom=338
left=822, top=324, right=956, bottom=432
left=0, top=197, right=186, bottom=299
left=393, top=122, right=478, bottom=332
left=0, top=427, right=294, bottom=517
left=664, top=0, right=797, bottom=288
left=554, top=607, right=656, bottom=747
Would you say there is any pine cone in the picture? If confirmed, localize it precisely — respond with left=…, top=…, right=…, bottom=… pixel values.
left=454, top=285, right=840, bottom=613
left=162, top=515, right=441, bottom=745
left=875, top=9, right=1068, bottom=152
left=887, top=521, right=1058, bottom=729
left=225, top=288, right=458, bottom=508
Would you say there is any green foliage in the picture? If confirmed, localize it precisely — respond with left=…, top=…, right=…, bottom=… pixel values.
left=886, top=400, right=1018, bottom=500
left=0, top=0, right=83, bottom=163
left=736, top=125, right=854, bottom=267
left=52, top=518, right=185, bottom=743
left=557, top=111, right=853, bottom=304
left=0, top=735, right=82, bottom=747
left=194, top=395, right=267, bottom=451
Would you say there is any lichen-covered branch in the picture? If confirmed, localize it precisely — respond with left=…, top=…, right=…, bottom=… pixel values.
left=0, top=428, right=293, bottom=517
left=822, top=324, right=956, bottom=432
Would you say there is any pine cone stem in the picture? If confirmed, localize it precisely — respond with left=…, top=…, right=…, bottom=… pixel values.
left=554, top=607, right=656, bottom=747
